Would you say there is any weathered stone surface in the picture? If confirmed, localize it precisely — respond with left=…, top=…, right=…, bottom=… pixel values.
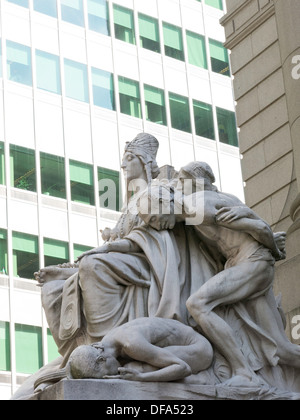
left=29, top=379, right=300, bottom=401
left=222, top=0, right=300, bottom=344
left=12, top=134, right=300, bottom=401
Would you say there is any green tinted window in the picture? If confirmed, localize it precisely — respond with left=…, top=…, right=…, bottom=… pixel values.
left=193, top=100, right=215, bottom=140
left=12, top=232, right=39, bottom=279
left=36, top=50, right=61, bottom=94
left=64, top=59, right=89, bottom=103
left=74, top=244, right=92, bottom=261
left=186, top=31, right=207, bottom=69
left=119, top=77, right=142, bottom=119
left=7, top=0, right=28, bottom=8
left=205, top=0, right=223, bottom=10
left=163, top=23, right=184, bottom=61
left=33, top=0, right=57, bottom=17
left=98, top=167, right=121, bottom=212
left=0, top=229, right=8, bottom=276
left=88, top=0, right=110, bottom=36
left=15, top=324, right=43, bottom=374
left=44, top=238, right=69, bottom=267
left=70, top=160, right=95, bottom=206
left=10, top=145, right=36, bottom=192
left=217, top=107, right=239, bottom=147
left=7, top=41, right=32, bottom=86
left=209, top=39, right=230, bottom=77
left=40, top=152, right=66, bottom=199
left=139, top=14, right=160, bottom=53
left=169, top=93, right=191, bottom=133
left=0, top=142, right=5, bottom=185
left=92, top=68, right=115, bottom=111
left=144, top=84, right=167, bottom=126
left=61, top=0, right=84, bottom=27
left=114, top=5, right=136, bottom=45
left=0, top=321, right=10, bottom=372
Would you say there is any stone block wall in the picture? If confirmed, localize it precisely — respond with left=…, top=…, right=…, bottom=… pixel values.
left=221, top=0, right=300, bottom=343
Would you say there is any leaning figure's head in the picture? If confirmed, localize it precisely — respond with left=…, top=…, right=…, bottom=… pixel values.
left=178, top=161, right=217, bottom=192
left=67, top=345, right=120, bottom=380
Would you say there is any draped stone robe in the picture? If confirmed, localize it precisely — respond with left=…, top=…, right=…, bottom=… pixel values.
left=41, top=194, right=216, bottom=365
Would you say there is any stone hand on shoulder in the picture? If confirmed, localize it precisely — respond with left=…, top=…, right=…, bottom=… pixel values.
left=216, top=206, right=254, bottom=224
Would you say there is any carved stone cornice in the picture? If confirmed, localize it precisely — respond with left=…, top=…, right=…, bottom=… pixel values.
left=221, top=1, right=275, bottom=50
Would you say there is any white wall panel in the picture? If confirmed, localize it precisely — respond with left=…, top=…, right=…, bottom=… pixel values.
left=2, top=12, right=30, bottom=46
left=92, top=116, right=120, bottom=171
left=32, top=21, right=60, bottom=56
left=114, top=46, right=139, bottom=80
left=87, top=37, right=114, bottom=73
left=139, top=54, right=164, bottom=89
left=181, top=3, right=205, bottom=35
left=5, top=91, right=35, bottom=149
left=13, top=289, right=42, bottom=327
left=188, top=70, right=212, bottom=104
left=35, top=98, right=64, bottom=157
left=0, top=198, right=7, bottom=229
left=203, top=13, right=225, bottom=42
left=159, top=0, right=181, bottom=26
left=211, top=78, right=235, bottom=111
left=0, top=287, right=10, bottom=322
left=164, top=63, right=188, bottom=97
left=0, top=91, right=5, bottom=142
left=170, top=138, right=195, bottom=170
left=219, top=151, right=245, bottom=201
left=9, top=200, right=38, bottom=235
left=60, top=29, right=87, bottom=63
left=155, top=134, right=172, bottom=168
left=40, top=206, right=69, bottom=242
left=134, top=0, right=158, bottom=17
left=0, top=384, right=12, bottom=401
left=63, top=105, right=93, bottom=163
left=69, top=213, right=98, bottom=246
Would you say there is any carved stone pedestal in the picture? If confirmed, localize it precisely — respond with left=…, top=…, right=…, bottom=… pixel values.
left=27, top=379, right=300, bottom=401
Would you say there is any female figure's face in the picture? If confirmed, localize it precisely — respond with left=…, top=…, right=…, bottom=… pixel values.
left=121, top=152, right=145, bottom=183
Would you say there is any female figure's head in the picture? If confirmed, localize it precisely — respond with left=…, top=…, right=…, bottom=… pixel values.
left=121, top=133, right=160, bottom=186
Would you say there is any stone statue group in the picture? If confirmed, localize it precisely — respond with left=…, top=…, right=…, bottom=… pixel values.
left=14, top=134, right=300, bottom=400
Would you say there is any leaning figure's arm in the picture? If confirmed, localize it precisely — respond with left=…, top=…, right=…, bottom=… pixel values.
left=217, top=217, right=284, bottom=260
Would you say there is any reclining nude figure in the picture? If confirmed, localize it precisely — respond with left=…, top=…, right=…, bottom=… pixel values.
left=34, top=317, right=213, bottom=389
left=136, top=163, right=299, bottom=387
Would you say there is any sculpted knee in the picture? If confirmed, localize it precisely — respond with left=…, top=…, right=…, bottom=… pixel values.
left=186, top=294, right=200, bottom=317
left=79, top=255, right=98, bottom=280
left=186, top=293, right=209, bottom=321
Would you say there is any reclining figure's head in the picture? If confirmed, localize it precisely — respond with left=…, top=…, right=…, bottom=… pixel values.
left=67, top=344, right=120, bottom=380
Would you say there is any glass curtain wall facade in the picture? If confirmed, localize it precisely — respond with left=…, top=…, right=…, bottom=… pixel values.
left=0, top=0, right=243, bottom=399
